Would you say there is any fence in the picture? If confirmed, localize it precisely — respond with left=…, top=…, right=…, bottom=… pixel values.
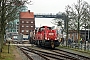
left=59, top=40, right=90, bottom=51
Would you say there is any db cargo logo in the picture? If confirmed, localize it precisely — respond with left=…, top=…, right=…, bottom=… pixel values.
left=49, top=33, right=54, bottom=35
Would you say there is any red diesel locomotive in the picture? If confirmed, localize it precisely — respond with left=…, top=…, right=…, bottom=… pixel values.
left=29, top=26, right=60, bottom=48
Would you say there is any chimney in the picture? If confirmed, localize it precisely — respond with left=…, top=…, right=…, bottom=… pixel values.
left=28, top=10, right=30, bottom=13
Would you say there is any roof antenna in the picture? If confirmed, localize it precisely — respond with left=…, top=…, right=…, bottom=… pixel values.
left=28, top=10, right=30, bottom=13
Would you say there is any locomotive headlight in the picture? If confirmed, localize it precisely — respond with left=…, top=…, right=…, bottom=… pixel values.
left=48, top=38, right=49, bottom=40
left=55, top=38, right=57, bottom=40
left=45, top=37, right=47, bottom=40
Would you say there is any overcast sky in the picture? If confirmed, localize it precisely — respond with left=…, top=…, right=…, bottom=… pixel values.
left=27, top=0, right=90, bottom=27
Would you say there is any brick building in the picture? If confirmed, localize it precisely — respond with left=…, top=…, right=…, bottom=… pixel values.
left=19, top=10, right=35, bottom=35
left=68, top=30, right=90, bottom=42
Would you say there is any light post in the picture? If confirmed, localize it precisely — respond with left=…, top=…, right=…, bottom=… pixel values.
left=88, top=25, right=89, bottom=42
left=88, top=22, right=90, bottom=43
left=66, top=15, right=68, bottom=47
left=84, top=23, right=86, bottom=50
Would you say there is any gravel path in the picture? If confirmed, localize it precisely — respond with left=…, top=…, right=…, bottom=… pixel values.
left=13, top=47, right=22, bottom=60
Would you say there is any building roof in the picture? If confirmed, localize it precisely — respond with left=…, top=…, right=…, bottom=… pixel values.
left=20, top=10, right=34, bottom=18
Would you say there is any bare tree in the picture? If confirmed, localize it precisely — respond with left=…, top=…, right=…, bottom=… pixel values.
left=0, top=0, right=32, bottom=54
left=65, top=0, right=90, bottom=41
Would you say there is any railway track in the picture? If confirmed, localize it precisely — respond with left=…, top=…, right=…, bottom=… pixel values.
left=17, top=46, right=90, bottom=60
left=26, top=47, right=78, bottom=60
left=17, top=46, right=50, bottom=60
left=53, top=48, right=90, bottom=60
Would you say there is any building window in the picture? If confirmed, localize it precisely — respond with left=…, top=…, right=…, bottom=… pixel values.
left=26, top=25, right=29, bottom=27
left=26, top=30, right=29, bottom=32
left=26, top=21, right=29, bottom=23
left=22, top=25, right=24, bottom=27
left=31, top=21, right=33, bottom=23
left=31, top=26, right=33, bottom=27
left=17, top=30, right=18, bottom=32
left=22, top=30, right=24, bottom=32
left=22, top=21, right=24, bottom=23
left=17, top=22, right=19, bottom=24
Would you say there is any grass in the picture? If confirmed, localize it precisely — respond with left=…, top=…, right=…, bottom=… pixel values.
left=0, top=45, right=15, bottom=60
left=58, top=45, right=90, bottom=54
